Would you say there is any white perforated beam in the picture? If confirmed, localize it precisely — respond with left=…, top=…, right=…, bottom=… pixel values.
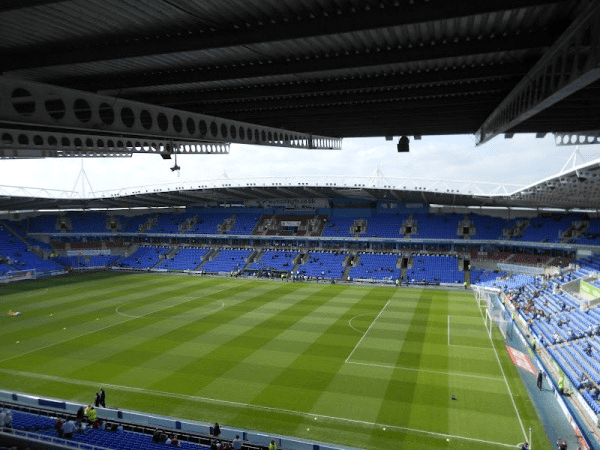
left=0, top=128, right=229, bottom=158
left=476, top=2, right=600, bottom=145
left=0, top=76, right=341, bottom=151
left=555, top=131, right=600, bottom=146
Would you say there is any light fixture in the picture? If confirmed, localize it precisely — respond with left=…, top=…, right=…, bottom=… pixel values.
left=397, top=135, right=409, bottom=152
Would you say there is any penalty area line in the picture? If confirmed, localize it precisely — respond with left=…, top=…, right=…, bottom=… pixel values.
left=345, top=299, right=390, bottom=363
left=0, top=368, right=517, bottom=448
left=346, top=360, right=503, bottom=381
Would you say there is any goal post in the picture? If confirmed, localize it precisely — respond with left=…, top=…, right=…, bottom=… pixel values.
left=475, top=286, right=511, bottom=339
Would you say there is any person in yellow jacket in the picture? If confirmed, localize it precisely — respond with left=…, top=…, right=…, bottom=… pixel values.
left=558, top=375, right=565, bottom=395
left=87, top=406, right=97, bottom=424
left=268, top=438, right=277, bottom=450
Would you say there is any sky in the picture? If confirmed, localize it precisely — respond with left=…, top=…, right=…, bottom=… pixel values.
left=1, top=133, right=599, bottom=198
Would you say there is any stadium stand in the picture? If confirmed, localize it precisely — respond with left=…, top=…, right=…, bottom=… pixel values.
left=406, top=254, right=464, bottom=284
left=247, top=250, right=297, bottom=272
left=200, top=249, right=253, bottom=274
left=155, top=247, right=209, bottom=271
left=348, top=253, right=399, bottom=282
left=7, top=409, right=213, bottom=450
left=296, top=251, right=347, bottom=278
left=480, top=252, right=600, bottom=415
left=1, top=206, right=600, bottom=450
left=53, top=254, right=120, bottom=269
left=116, top=246, right=170, bottom=270
left=0, top=225, right=63, bottom=274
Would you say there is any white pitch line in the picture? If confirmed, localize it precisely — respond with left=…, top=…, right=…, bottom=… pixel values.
left=345, top=299, right=390, bottom=363
left=448, top=314, right=451, bottom=345
left=347, top=313, right=374, bottom=334
left=346, top=360, right=503, bottom=381
left=0, top=282, right=248, bottom=366
left=0, top=368, right=517, bottom=448
left=474, top=293, right=528, bottom=442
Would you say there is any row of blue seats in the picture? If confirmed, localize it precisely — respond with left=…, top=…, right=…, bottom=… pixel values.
left=10, top=409, right=210, bottom=450
left=13, top=210, right=600, bottom=241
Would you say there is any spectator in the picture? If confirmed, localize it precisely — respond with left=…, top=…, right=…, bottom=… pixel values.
left=87, top=406, right=97, bottom=424
left=62, top=419, right=76, bottom=438
left=55, top=417, right=64, bottom=436
left=213, top=422, right=221, bottom=437
left=76, top=406, right=85, bottom=425
left=171, top=434, right=180, bottom=446
left=232, top=434, right=242, bottom=450
left=152, top=429, right=162, bottom=443
left=3, top=410, right=10, bottom=430
left=99, top=388, right=106, bottom=407
left=269, top=438, right=277, bottom=450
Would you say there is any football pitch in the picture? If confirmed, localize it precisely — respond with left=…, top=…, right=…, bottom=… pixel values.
left=0, top=272, right=551, bottom=449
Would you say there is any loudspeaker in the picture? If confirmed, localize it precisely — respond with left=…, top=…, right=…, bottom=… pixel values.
left=397, top=136, right=409, bottom=152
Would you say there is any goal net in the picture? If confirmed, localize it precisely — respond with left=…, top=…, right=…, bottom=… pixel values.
left=477, top=287, right=512, bottom=340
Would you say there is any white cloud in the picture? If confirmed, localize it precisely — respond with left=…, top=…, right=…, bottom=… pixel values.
left=1, top=134, right=599, bottom=195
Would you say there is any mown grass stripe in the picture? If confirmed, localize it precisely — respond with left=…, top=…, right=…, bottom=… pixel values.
left=0, top=275, right=551, bottom=450
left=238, top=286, right=398, bottom=445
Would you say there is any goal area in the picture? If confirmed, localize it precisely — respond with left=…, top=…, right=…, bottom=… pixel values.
left=476, top=287, right=512, bottom=340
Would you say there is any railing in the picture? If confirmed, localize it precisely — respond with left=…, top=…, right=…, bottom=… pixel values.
left=0, top=429, right=111, bottom=450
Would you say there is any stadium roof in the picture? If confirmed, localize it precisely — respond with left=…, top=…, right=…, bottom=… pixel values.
left=1, top=0, right=599, bottom=146
left=1, top=0, right=600, bottom=213
left=1, top=158, right=600, bottom=213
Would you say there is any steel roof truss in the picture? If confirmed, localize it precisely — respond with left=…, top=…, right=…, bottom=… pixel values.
left=0, top=76, right=341, bottom=151
left=476, top=2, right=600, bottom=145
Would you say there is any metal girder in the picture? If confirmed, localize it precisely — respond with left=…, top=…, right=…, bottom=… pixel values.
left=184, top=80, right=515, bottom=115
left=555, top=131, right=600, bottom=146
left=0, top=128, right=229, bottom=159
left=0, top=0, right=63, bottom=12
left=0, top=76, right=341, bottom=150
left=476, top=2, right=600, bottom=145
left=133, top=62, right=529, bottom=106
left=0, top=0, right=558, bottom=71
left=58, top=32, right=551, bottom=92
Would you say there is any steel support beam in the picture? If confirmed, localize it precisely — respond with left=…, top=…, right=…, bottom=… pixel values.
left=0, top=0, right=64, bottom=12
left=0, top=0, right=559, bottom=71
left=555, top=131, right=600, bottom=146
left=131, top=62, right=529, bottom=107
left=476, top=2, right=600, bottom=145
left=0, top=76, right=341, bottom=151
left=58, top=32, right=550, bottom=92
left=183, top=80, right=515, bottom=115
left=0, top=128, right=229, bottom=159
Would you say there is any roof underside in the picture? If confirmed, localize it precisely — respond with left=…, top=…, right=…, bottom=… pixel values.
left=1, top=0, right=598, bottom=138
left=1, top=0, right=600, bottom=213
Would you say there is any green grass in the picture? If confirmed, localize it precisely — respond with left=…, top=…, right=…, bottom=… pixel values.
left=0, top=272, right=552, bottom=449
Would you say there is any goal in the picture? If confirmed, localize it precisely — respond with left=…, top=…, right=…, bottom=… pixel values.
left=476, top=287, right=512, bottom=339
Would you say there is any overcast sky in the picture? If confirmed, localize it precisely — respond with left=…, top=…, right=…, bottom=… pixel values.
left=1, top=134, right=599, bottom=197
